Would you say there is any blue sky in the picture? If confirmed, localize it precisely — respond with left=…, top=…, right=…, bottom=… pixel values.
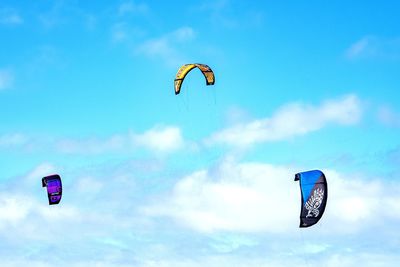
left=1, top=0, right=400, bottom=266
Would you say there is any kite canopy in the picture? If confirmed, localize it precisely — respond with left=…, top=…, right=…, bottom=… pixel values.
left=294, top=170, right=327, bottom=228
left=174, top=63, right=215, bottom=95
left=42, top=174, right=62, bottom=205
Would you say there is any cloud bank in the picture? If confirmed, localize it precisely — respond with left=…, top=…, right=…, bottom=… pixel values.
left=346, top=36, right=400, bottom=60
left=207, top=94, right=362, bottom=147
left=143, top=157, right=400, bottom=235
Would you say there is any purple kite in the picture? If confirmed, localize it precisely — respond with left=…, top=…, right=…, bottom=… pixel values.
left=42, top=174, right=62, bottom=205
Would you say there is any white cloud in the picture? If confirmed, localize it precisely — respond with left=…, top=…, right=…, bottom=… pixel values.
left=0, top=125, right=185, bottom=155
left=136, top=27, right=196, bottom=66
left=110, top=1, right=149, bottom=43
left=196, top=0, right=237, bottom=29
left=172, top=27, right=195, bottom=42
left=57, top=134, right=126, bottom=154
left=0, top=8, right=23, bottom=25
left=206, top=94, right=362, bottom=147
left=110, top=22, right=146, bottom=43
left=57, top=125, right=184, bottom=154
left=0, top=133, right=52, bottom=153
left=1, top=157, right=399, bottom=266
left=0, top=133, right=27, bottom=147
left=346, top=37, right=370, bottom=59
left=143, top=159, right=298, bottom=233
left=194, top=0, right=264, bottom=29
left=25, top=162, right=58, bottom=184
left=377, top=105, right=400, bottom=127
left=346, top=36, right=400, bottom=60
left=0, top=162, right=133, bottom=243
left=111, top=22, right=129, bottom=43
left=133, top=125, right=184, bottom=153
left=75, top=176, right=104, bottom=194
left=84, top=14, right=97, bottom=30
left=0, top=163, right=81, bottom=240
left=131, top=253, right=400, bottom=267
left=118, top=1, right=148, bottom=16
left=37, top=1, right=88, bottom=30
left=0, top=252, right=399, bottom=267
left=0, top=195, right=32, bottom=225
left=137, top=37, right=175, bottom=59
left=38, top=4, right=62, bottom=29
left=0, top=69, right=13, bottom=90
left=0, top=192, right=84, bottom=242
left=143, top=158, right=400, bottom=235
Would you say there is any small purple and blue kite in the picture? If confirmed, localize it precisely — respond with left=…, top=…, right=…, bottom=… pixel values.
left=42, top=174, right=62, bottom=205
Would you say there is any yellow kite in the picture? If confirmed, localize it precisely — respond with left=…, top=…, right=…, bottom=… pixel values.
left=174, top=63, right=215, bottom=95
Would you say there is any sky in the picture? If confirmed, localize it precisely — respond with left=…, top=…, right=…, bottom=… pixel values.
left=1, top=0, right=400, bottom=266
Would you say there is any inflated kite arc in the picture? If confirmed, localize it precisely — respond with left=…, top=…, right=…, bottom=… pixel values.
left=42, top=174, right=62, bottom=205
left=294, top=170, right=327, bottom=228
left=174, top=63, right=215, bottom=95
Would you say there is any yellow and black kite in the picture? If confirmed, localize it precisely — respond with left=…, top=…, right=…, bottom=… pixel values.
left=174, top=63, right=215, bottom=95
